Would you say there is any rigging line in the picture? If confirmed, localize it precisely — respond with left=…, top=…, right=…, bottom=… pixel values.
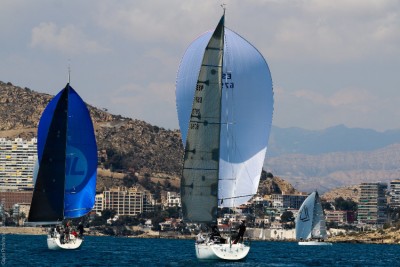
left=219, top=194, right=254, bottom=201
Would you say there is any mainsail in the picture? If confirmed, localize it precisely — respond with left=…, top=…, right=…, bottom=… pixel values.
left=295, top=191, right=328, bottom=240
left=28, top=84, right=97, bottom=223
left=176, top=23, right=274, bottom=208
left=180, top=15, right=225, bottom=223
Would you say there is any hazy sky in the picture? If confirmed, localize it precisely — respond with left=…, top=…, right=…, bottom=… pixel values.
left=1, top=0, right=399, bottom=131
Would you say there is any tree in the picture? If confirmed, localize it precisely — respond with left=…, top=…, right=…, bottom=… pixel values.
left=321, top=200, right=333, bottom=210
left=101, top=209, right=117, bottom=220
left=123, top=174, right=138, bottom=188
left=280, top=211, right=294, bottom=223
left=334, top=197, right=357, bottom=211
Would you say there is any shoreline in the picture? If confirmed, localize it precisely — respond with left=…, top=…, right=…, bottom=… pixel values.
left=2, top=226, right=400, bottom=245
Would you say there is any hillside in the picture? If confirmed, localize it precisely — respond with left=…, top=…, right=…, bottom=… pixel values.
left=0, top=81, right=183, bottom=192
left=3, top=80, right=400, bottom=194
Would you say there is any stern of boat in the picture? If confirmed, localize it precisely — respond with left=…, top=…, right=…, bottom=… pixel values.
left=47, top=234, right=83, bottom=250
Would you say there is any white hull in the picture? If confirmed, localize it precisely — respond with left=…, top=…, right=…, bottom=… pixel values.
left=195, top=242, right=250, bottom=260
left=298, top=241, right=332, bottom=246
left=47, top=234, right=83, bottom=250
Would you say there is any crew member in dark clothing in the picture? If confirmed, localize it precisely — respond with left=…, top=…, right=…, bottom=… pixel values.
left=210, top=225, right=221, bottom=241
left=78, top=222, right=84, bottom=238
left=64, top=224, right=70, bottom=243
left=233, top=221, right=246, bottom=244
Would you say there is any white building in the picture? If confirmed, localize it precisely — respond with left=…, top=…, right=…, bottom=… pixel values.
left=94, top=194, right=104, bottom=215
left=102, top=186, right=154, bottom=216
left=166, top=191, right=181, bottom=207
left=0, top=138, right=37, bottom=190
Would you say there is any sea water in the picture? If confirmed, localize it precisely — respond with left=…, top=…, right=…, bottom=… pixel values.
left=4, top=234, right=400, bottom=266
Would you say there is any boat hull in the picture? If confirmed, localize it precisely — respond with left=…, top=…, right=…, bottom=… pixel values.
left=298, top=241, right=332, bottom=246
left=195, top=242, right=250, bottom=260
left=47, top=234, right=83, bottom=250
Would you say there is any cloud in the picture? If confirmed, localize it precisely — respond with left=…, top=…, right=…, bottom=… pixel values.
left=93, top=1, right=220, bottom=44
left=30, top=22, right=109, bottom=54
left=248, top=0, right=400, bottom=63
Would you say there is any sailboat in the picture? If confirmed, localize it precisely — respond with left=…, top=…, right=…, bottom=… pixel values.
left=27, top=83, right=97, bottom=250
left=176, top=11, right=274, bottom=260
left=295, top=191, right=332, bottom=245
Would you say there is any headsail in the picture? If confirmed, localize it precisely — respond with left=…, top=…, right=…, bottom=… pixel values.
left=176, top=25, right=274, bottom=207
left=28, top=84, right=97, bottom=223
left=28, top=87, right=69, bottom=223
left=180, top=15, right=225, bottom=223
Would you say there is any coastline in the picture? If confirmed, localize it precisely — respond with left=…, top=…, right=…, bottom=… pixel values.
left=2, top=226, right=400, bottom=245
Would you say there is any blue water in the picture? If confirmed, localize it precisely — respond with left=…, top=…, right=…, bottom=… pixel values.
left=3, top=235, right=400, bottom=266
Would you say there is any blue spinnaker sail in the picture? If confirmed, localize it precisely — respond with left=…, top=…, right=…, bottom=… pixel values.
left=63, top=87, right=97, bottom=218
left=34, top=84, right=97, bottom=221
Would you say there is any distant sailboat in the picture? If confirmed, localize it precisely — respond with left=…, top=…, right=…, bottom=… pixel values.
left=27, top=83, right=97, bottom=250
left=295, top=191, right=332, bottom=245
left=176, top=11, right=274, bottom=260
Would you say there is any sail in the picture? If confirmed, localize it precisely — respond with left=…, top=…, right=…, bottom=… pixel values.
left=28, top=87, right=69, bottom=223
left=176, top=28, right=273, bottom=207
left=28, top=84, right=97, bottom=223
left=63, top=87, right=97, bottom=218
left=180, top=15, right=225, bottom=223
left=311, top=191, right=328, bottom=239
left=295, top=191, right=328, bottom=240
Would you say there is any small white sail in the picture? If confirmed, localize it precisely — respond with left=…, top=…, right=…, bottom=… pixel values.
left=295, top=191, right=328, bottom=241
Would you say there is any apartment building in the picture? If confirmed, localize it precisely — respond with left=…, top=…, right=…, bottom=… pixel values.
left=389, top=180, right=400, bottom=208
left=357, top=182, right=387, bottom=225
left=0, top=138, right=37, bottom=190
left=165, top=191, right=181, bottom=207
left=102, top=186, right=154, bottom=216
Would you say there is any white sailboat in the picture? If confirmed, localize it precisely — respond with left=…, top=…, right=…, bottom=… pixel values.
left=176, top=10, right=274, bottom=261
left=295, top=191, right=332, bottom=246
left=27, top=83, right=97, bottom=250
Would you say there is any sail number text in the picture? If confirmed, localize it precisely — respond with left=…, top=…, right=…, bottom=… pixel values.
left=222, top=73, right=234, bottom=89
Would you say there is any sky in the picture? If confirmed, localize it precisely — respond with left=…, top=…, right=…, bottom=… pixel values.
left=1, top=0, right=399, bottom=132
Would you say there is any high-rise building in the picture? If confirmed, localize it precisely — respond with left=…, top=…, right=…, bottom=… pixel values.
left=0, top=138, right=37, bottom=190
left=389, top=180, right=400, bottom=208
left=102, top=186, right=154, bottom=216
left=358, top=182, right=387, bottom=225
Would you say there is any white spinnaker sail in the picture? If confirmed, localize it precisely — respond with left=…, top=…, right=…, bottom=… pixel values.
left=176, top=29, right=273, bottom=207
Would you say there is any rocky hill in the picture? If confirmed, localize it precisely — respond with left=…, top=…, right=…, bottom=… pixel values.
left=3, top=80, right=400, bottom=196
left=257, top=175, right=300, bottom=196
left=0, top=81, right=183, bottom=192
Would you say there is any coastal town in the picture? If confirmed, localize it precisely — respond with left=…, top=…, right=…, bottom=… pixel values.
left=1, top=138, right=400, bottom=244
